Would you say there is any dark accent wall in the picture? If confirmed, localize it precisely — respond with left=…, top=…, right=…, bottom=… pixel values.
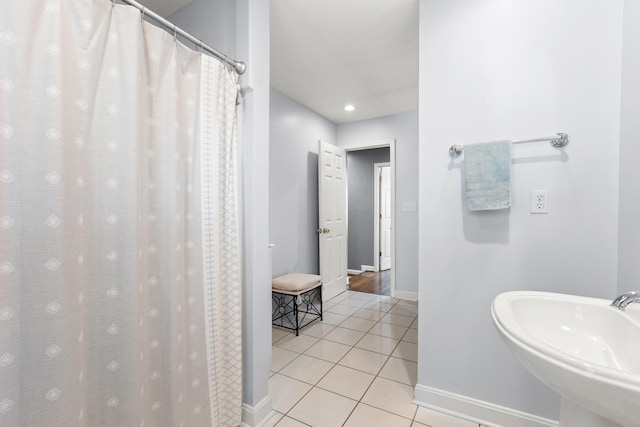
left=347, top=148, right=390, bottom=270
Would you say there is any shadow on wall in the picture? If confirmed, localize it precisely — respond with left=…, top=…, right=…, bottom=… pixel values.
left=307, top=151, right=319, bottom=273
left=448, top=159, right=510, bottom=244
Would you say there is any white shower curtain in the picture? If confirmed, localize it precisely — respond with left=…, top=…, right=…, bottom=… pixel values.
left=0, top=1, right=242, bottom=426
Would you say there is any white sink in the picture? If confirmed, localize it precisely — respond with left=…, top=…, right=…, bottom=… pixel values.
left=492, top=291, right=640, bottom=427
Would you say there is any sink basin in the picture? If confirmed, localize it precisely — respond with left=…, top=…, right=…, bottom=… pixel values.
left=492, top=291, right=640, bottom=427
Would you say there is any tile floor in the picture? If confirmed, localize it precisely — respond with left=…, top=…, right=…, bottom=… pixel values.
left=267, top=290, right=486, bottom=427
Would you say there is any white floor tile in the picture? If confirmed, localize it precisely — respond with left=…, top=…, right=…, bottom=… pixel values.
left=381, top=312, right=415, bottom=327
left=317, top=364, right=375, bottom=400
left=391, top=341, right=418, bottom=362
left=351, top=308, right=386, bottom=321
left=322, top=312, right=350, bottom=326
left=288, top=387, right=357, bottom=427
left=274, top=334, right=319, bottom=354
left=378, top=356, right=417, bottom=386
left=269, top=373, right=312, bottom=413
left=364, top=301, right=395, bottom=312
left=389, top=304, right=419, bottom=317
left=375, top=295, right=400, bottom=304
left=346, top=291, right=378, bottom=301
left=303, top=339, right=351, bottom=363
left=396, top=299, right=418, bottom=307
left=402, top=328, right=418, bottom=344
left=344, top=403, right=412, bottom=427
left=369, top=322, right=408, bottom=339
left=414, top=406, right=479, bottom=427
left=272, top=327, right=290, bottom=344
left=338, top=347, right=389, bottom=375
left=275, top=416, right=310, bottom=427
left=355, top=333, right=400, bottom=355
left=337, top=298, right=369, bottom=308
left=328, top=293, right=347, bottom=304
left=409, top=318, right=418, bottom=329
left=268, top=290, right=433, bottom=427
left=361, top=377, right=417, bottom=419
left=327, top=303, right=360, bottom=316
left=322, top=301, right=337, bottom=311
left=280, top=354, right=334, bottom=385
left=299, top=321, right=336, bottom=338
left=339, top=316, right=377, bottom=332
left=323, top=326, right=366, bottom=346
left=272, top=346, right=300, bottom=372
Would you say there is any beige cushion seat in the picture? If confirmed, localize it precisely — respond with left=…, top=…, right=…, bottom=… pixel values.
left=272, top=273, right=322, bottom=295
left=272, top=273, right=323, bottom=336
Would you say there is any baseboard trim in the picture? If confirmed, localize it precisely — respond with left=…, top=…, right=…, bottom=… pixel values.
left=395, top=290, right=418, bottom=301
left=413, top=384, right=559, bottom=427
left=240, top=395, right=273, bottom=427
left=347, top=268, right=362, bottom=275
left=361, top=265, right=375, bottom=272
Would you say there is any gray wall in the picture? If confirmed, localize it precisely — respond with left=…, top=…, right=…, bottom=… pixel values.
left=269, top=89, right=337, bottom=277
left=337, top=112, right=419, bottom=295
left=169, top=0, right=236, bottom=56
left=617, top=0, right=640, bottom=295
left=346, top=148, right=390, bottom=270
left=418, top=0, right=622, bottom=422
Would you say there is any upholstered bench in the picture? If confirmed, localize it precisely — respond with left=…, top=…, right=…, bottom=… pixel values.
left=272, top=273, right=323, bottom=336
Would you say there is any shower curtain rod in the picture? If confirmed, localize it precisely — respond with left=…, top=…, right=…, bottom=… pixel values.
left=118, top=0, right=246, bottom=75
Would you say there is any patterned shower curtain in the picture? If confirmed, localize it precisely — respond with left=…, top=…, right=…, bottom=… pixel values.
left=0, top=0, right=242, bottom=426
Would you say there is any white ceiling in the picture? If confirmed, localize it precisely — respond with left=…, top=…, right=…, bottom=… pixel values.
left=271, top=0, right=419, bottom=124
left=132, top=0, right=419, bottom=125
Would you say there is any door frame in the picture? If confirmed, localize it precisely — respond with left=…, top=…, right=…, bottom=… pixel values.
left=344, top=139, right=396, bottom=297
left=373, top=162, right=391, bottom=272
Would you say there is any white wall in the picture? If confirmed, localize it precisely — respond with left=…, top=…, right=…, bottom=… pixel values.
left=418, top=0, right=622, bottom=422
left=617, top=0, right=640, bottom=295
left=269, top=89, right=337, bottom=277
left=337, top=112, right=419, bottom=294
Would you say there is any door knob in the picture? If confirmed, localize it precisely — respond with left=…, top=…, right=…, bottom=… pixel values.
left=316, top=228, right=322, bottom=233
left=323, top=228, right=330, bottom=234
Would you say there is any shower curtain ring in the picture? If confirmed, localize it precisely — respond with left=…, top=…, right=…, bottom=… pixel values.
left=173, top=25, right=177, bottom=41
left=140, top=7, right=145, bottom=22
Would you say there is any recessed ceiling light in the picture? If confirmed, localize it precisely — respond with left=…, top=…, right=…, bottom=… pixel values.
left=344, top=104, right=357, bottom=112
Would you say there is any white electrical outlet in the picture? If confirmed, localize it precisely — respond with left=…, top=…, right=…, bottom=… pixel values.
left=530, top=190, right=549, bottom=214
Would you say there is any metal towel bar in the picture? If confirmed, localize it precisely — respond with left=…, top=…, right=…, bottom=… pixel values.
left=448, top=133, right=569, bottom=158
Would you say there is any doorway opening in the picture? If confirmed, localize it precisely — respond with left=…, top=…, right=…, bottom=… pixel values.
left=345, top=139, right=396, bottom=297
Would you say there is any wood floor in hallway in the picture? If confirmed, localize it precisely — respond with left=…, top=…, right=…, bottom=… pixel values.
left=347, top=270, right=391, bottom=296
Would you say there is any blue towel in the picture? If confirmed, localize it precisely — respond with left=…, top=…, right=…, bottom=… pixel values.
left=464, top=141, right=511, bottom=211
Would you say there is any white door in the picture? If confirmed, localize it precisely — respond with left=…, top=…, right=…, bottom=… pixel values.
left=318, top=140, right=348, bottom=301
left=379, top=166, right=392, bottom=271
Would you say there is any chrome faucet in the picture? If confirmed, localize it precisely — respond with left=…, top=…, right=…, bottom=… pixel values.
left=610, top=291, right=640, bottom=311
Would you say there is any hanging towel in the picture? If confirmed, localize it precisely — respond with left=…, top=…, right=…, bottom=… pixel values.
left=464, top=141, right=512, bottom=211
